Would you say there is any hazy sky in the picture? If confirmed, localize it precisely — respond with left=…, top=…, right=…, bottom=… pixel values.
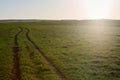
left=0, top=0, right=120, bottom=20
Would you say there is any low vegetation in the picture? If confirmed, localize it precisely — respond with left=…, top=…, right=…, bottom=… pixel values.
left=0, top=20, right=120, bottom=80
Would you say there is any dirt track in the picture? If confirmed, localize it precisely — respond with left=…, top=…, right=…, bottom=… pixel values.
left=11, top=27, right=67, bottom=80
left=12, top=27, right=22, bottom=80
left=25, top=28, right=67, bottom=80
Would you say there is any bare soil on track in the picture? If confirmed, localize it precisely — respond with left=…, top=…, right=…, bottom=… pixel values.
left=11, top=27, right=22, bottom=80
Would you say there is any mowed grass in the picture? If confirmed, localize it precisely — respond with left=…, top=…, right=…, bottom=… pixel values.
left=0, top=20, right=120, bottom=80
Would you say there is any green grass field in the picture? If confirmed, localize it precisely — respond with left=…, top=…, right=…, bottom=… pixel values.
left=0, top=20, right=120, bottom=80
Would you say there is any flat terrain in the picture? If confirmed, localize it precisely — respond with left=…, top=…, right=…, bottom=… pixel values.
left=0, top=20, right=120, bottom=80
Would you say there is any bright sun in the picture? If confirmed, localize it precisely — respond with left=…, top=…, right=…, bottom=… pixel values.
left=83, top=0, right=113, bottom=19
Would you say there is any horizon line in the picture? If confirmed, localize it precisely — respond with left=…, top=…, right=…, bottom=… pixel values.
left=0, top=18, right=120, bottom=21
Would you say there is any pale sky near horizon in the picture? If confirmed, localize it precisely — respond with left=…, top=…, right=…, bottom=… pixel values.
left=0, top=0, right=120, bottom=20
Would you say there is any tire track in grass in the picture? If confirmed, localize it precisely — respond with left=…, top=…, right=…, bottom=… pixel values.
left=12, top=27, right=22, bottom=80
left=25, top=28, right=67, bottom=80
left=24, top=42, right=43, bottom=80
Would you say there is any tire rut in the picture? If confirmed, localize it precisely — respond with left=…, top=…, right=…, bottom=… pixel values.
left=11, top=27, right=22, bottom=80
left=25, top=28, right=67, bottom=80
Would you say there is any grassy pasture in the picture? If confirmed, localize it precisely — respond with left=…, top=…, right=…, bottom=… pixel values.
left=0, top=20, right=120, bottom=80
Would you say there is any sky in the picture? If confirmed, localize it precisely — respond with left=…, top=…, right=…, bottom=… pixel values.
left=0, top=0, right=120, bottom=20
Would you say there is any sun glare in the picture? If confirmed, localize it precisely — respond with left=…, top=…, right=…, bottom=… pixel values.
left=83, top=0, right=113, bottom=19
